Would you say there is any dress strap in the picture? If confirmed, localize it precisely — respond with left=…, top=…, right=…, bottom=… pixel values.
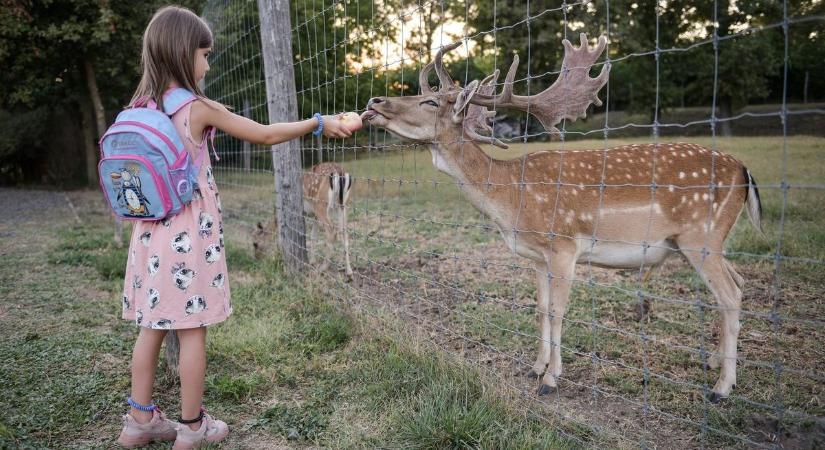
left=181, top=102, right=219, bottom=164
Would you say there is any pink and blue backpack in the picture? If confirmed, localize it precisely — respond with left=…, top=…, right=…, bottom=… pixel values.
left=98, top=88, right=203, bottom=221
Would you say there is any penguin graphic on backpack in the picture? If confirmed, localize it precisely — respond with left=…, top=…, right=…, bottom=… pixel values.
left=110, top=165, right=152, bottom=217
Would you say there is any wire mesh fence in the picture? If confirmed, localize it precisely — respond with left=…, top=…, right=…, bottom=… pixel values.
left=202, top=0, right=824, bottom=447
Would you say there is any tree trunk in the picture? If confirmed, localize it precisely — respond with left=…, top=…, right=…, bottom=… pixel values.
left=84, top=58, right=123, bottom=246
left=84, top=60, right=106, bottom=137
left=80, top=98, right=98, bottom=191
left=718, top=97, right=733, bottom=137
left=258, top=0, right=308, bottom=274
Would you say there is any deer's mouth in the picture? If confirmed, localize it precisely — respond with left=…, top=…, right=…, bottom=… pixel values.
left=361, top=108, right=387, bottom=124
left=361, top=108, right=389, bottom=127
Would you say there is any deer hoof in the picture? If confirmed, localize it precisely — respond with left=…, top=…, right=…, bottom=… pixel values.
left=537, top=384, right=556, bottom=396
left=706, top=391, right=727, bottom=404
left=526, top=368, right=542, bottom=379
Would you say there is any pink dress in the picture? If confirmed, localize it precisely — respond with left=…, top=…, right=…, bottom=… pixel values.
left=121, top=101, right=232, bottom=329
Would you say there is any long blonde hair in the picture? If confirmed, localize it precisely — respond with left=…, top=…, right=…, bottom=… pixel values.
left=130, top=6, right=212, bottom=111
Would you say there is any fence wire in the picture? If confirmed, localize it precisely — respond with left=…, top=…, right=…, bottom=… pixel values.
left=202, top=0, right=825, bottom=448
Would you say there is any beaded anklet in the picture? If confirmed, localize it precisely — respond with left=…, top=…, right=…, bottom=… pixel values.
left=127, top=397, right=157, bottom=412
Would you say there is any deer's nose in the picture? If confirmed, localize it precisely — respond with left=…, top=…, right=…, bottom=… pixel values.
left=367, top=97, right=385, bottom=108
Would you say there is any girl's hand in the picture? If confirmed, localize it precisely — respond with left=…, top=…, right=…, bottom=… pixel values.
left=322, top=114, right=354, bottom=139
left=337, top=112, right=363, bottom=132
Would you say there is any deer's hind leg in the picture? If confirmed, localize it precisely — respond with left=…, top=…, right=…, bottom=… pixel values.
left=678, top=237, right=743, bottom=402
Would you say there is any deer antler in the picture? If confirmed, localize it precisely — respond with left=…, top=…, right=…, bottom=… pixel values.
left=419, top=41, right=463, bottom=94
left=470, top=33, right=610, bottom=136
left=463, top=75, right=507, bottom=148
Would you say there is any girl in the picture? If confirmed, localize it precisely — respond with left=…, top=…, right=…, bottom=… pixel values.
left=117, top=6, right=353, bottom=449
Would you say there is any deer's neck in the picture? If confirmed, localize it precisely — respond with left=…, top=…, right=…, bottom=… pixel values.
left=430, top=140, right=520, bottom=228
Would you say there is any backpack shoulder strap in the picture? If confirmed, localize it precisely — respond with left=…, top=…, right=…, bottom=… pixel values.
left=162, top=88, right=198, bottom=116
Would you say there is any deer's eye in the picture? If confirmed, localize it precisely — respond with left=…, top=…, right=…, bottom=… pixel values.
left=421, top=100, right=438, bottom=107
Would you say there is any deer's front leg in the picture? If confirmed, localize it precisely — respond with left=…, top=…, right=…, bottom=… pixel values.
left=529, top=262, right=552, bottom=379
left=340, top=205, right=353, bottom=280
left=307, top=216, right=318, bottom=265
left=538, top=250, right=575, bottom=396
left=318, top=211, right=339, bottom=273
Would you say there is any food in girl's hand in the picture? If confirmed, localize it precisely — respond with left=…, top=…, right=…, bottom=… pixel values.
left=337, top=112, right=363, bottom=132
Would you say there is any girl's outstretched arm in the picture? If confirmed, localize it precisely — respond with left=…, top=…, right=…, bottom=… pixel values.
left=191, top=98, right=353, bottom=145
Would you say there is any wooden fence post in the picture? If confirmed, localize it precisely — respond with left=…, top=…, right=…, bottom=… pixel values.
left=258, top=0, right=308, bottom=273
left=164, top=331, right=179, bottom=376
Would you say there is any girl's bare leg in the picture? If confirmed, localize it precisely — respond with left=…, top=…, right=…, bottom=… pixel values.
left=177, top=327, right=207, bottom=430
left=130, top=327, right=168, bottom=423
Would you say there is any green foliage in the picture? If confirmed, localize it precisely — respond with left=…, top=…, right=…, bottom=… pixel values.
left=0, top=1, right=204, bottom=109
left=0, top=1, right=204, bottom=184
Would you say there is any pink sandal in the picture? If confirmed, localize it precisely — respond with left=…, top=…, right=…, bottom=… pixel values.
left=173, top=407, right=229, bottom=449
left=117, top=408, right=177, bottom=448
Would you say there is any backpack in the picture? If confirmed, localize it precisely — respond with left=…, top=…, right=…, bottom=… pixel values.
left=98, top=88, right=203, bottom=221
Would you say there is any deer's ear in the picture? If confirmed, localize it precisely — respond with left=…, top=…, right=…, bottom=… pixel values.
left=452, top=79, right=480, bottom=123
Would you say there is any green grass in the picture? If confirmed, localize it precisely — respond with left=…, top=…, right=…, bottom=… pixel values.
left=0, top=198, right=579, bottom=449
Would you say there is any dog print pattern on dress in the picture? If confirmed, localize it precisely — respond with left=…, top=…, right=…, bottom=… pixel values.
left=148, top=255, right=160, bottom=276
left=185, top=295, right=207, bottom=315
left=204, top=244, right=221, bottom=264
left=171, top=231, right=191, bottom=253
left=171, top=262, right=196, bottom=291
left=147, top=288, right=160, bottom=310
left=198, top=211, right=214, bottom=238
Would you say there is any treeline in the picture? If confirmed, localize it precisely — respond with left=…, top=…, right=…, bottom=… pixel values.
left=2, top=0, right=822, bottom=186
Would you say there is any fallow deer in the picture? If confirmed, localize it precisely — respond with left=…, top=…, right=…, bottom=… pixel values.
left=361, top=33, right=762, bottom=402
left=253, top=162, right=354, bottom=279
